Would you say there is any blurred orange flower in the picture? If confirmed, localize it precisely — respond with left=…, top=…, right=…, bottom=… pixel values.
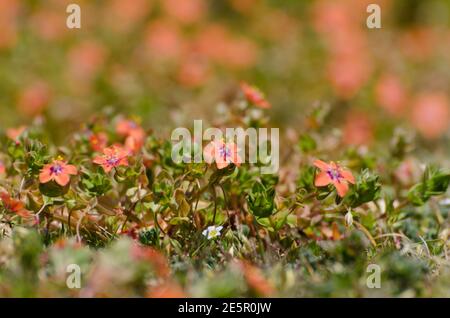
left=0, top=160, right=5, bottom=174
left=116, top=119, right=143, bottom=137
left=394, top=158, right=421, bottom=186
left=312, top=0, right=353, bottom=35
left=314, top=159, right=355, bottom=197
left=411, top=92, right=449, bottom=139
left=68, top=40, right=107, bottom=83
left=194, top=24, right=229, bottom=61
left=193, top=24, right=258, bottom=69
left=116, top=119, right=145, bottom=153
left=375, top=74, right=408, bottom=117
left=39, top=160, right=78, bottom=187
left=89, top=132, right=108, bottom=152
left=313, top=0, right=372, bottom=100
left=6, top=126, right=26, bottom=141
left=400, top=27, right=437, bottom=62
left=229, top=0, right=259, bottom=14
left=17, top=81, right=51, bottom=117
left=162, top=0, right=206, bottom=25
left=239, top=260, right=274, bottom=297
left=0, top=0, right=20, bottom=49
left=131, top=244, right=170, bottom=278
left=31, top=9, right=66, bottom=41
left=177, top=55, right=210, bottom=87
left=147, top=282, right=186, bottom=298
left=104, top=0, right=152, bottom=33
left=240, top=82, right=271, bottom=109
left=343, top=111, right=373, bottom=146
left=144, top=20, right=183, bottom=61
left=124, top=135, right=145, bottom=154
left=222, top=37, right=258, bottom=70
left=0, top=192, right=32, bottom=218
left=328, top=55, right=371, bottom=100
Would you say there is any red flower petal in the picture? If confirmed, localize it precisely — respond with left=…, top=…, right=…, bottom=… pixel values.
left=315, top=171, right=332, bottom=186
left=333, top=180, right=349, bottom=197
left=313, top=159, right=330, bottom=171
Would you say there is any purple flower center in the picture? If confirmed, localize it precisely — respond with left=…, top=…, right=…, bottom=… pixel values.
left=50, top=164, right=63, bottom=175
left=218, top=145, right=231, bottom=161
left=106, top=156, right=120, bottom=166
left=327, top=168, right=342, bottom=181
left=128, top=121, right=137, bottom=129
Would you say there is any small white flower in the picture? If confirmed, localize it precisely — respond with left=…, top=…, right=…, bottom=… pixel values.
left=202, top=225, right=223, bottom=240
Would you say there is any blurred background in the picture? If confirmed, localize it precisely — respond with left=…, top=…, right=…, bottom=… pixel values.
left=0, top=0, right=449, bottom=156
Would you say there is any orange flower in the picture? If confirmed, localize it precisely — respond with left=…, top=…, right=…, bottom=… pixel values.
left=327, top=54, right=371, bottom=100
left=222, top=37, right=258, bottom=70
left=313, top=159, right=355, bottom=197
left=6, top=125, right=26, bottom=141
left=116, top=119, right=145, bottom=153
left=39, top=160, right=78, bottom=187
left=239, top=261, right=274, bottom=297
left=0, top=192, right=32, bottom=218
left=342, top=110, right=373, bottom=146
left=17, top=81, right=51, bottom=117
left=203, top=139, right=242, bottom=170
left=124, top=135, right=145, bottom=154
left=410, top=92, right=449, bottom=139
left=240, top=82, right=271, bottom=109
left=93, top=145, right=129, bottom=173
left=131, top=244, right=170, bottom=278
left=0, top=160, right=5, bottom=174
left=67, top=40, right=107, bottom=83
left=147, top=282, right=186, bottom=298
left=89, top=132, right=108, bottom=152
left=177, top=55, right=210, bottom=87
left=104, top=0, right=152, bottom=33
left=116, top=118, right=143, bottom=137
left=144, top=20, right=183, bottom=61
left=162, top=0, right=206, bottom=25
left=375, top=74, right=408, bottom=117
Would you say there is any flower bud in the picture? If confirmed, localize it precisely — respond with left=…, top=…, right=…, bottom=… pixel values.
left=345, top=209, right=353, bottom=227
left=246, top=181, right=275, bottom=218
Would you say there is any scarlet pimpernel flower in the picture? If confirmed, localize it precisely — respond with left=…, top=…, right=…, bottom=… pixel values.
left=313, top=159, right=355, bottom=197
left=39, top=159, right=78, bottom=187
left=6, top=126, right=26, bottom=141
left=116, top=118, right=146, bottom=153
left=203, top=139, right=242, bottom=169
left=240, top=81, right=271, bottom=109
left=0, top=192, right=32, bottom=218
left=93, top=145, right=129, bottom=172
left=89, top=132, right=108, bottom=152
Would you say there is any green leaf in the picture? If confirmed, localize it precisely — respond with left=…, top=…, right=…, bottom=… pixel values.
left=255, top=217, right=273, bottom=231
left=298, top=134, right=317, bottom=153
left=407, top=166, right=450, bottom=206
left=271, top=209, right=291, bottom=230
left=345, top=169, right=381, bottom=208
left=246, top=181, right=275, bottom=218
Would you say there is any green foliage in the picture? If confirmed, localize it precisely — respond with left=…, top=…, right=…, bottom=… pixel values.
left=345, top=169, right=382, bottom=208
left=38, top=180, right=69, bottom=197
left=408, top=166, right=450, bottom=206
left=298, top=134, right=317, bottom=153
left=246, top=181, right=276, bottom=218
left=80, top=170, right=112, bottom=196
